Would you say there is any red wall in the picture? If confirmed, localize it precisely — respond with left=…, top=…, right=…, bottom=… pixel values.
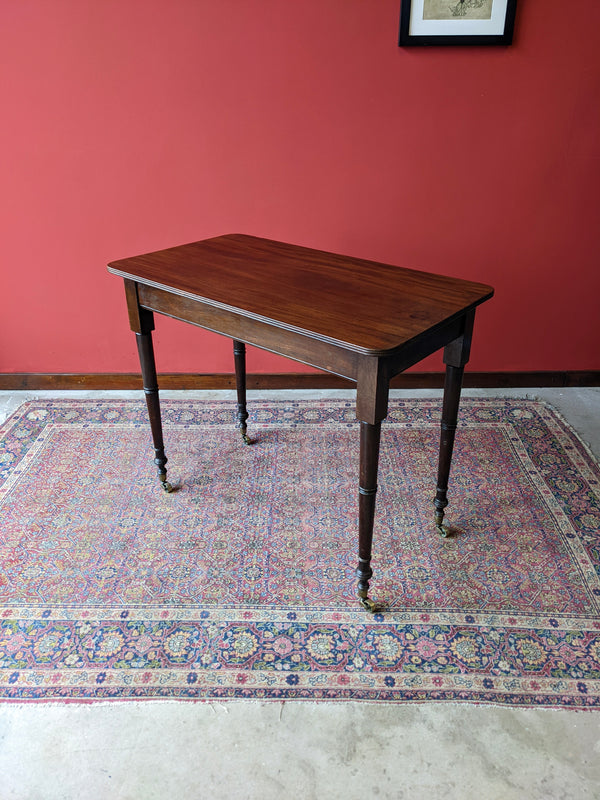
left=1, top=1, right=599, bottom=375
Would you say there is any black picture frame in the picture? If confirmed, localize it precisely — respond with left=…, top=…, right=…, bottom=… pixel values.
left=399, top=0, right=517, bottom=46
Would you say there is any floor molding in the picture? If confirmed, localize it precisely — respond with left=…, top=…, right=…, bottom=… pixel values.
left=1, top=372, right=599, bottom=391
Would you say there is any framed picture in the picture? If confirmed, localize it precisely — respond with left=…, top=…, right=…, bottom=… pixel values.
left=399, top=0, right=517, bottom=46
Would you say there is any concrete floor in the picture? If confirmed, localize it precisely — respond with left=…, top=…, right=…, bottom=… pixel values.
left=0, top=388, right=599, bottom=800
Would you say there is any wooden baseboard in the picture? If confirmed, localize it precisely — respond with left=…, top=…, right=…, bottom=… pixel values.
left=0, top=371, right=599, bottom=391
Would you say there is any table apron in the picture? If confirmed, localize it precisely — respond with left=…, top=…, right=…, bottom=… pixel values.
left=385, top=315, right=469, bottom=378
left=137, top=283, right=361, bottom=381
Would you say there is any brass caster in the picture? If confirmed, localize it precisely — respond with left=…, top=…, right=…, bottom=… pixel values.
left=359, top=597, right=383, bottom=613
left=241, top=432, right=252, bottom=445
left=436, top=523, right=451, bottom=538
left=161, top=480, right=174, bottom=493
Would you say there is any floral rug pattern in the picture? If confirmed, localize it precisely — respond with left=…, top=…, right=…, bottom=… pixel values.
left=0, top=398, right=599, bottom=706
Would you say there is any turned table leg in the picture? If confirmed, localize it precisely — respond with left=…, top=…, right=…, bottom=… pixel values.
left=135, top=321, right=173, bottom=493
left=356, top=420, right=382, bottom=611
left=233, top=340, right=251, bottom=444
left=433, top=310, right=475, bottom=536
left=434, top=364, right=464, bottom=536
left=355, top=359, right=388, bottom=612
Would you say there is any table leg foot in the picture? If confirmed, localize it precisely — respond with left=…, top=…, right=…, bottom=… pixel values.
left=237, top=410, right=252, bottom=444
left=359, top=596, right=381, bottom=613
left=160, top=476, right=175, bottom=493
left=358, top=584, right=384, bottom=613
left=435, top=518, right=451, bottom=538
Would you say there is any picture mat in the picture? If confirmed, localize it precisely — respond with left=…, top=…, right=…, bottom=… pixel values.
left=410, top=0, right=509, bottom=36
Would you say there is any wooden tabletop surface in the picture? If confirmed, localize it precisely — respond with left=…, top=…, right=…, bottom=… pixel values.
left=108, top=234, right=494, bottom=356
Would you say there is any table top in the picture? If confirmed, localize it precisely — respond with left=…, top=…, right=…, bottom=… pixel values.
left=108, top=234, right=494, bottom=356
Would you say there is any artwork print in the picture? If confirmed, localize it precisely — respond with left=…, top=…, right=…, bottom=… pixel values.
left=423, top=0, right=493, bottom=20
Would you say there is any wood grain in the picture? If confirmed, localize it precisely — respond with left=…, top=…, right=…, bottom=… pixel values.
left=108, top=234, right=494, bottom=356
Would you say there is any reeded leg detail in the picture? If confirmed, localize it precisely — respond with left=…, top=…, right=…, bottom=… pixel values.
left=434, top=364, right=464, bottom=536
left=356, top=421, right=383, bottom=611
left=136, top=331, right=174, bottom=492
left=233, top=340, right=251, bottom=444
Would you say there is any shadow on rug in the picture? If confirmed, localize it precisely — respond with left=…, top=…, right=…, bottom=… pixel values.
left=0, top=398, right=599, bottom=707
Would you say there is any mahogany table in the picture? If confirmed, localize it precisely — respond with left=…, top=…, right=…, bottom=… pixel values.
left=108, top=234, right=494, bottom=610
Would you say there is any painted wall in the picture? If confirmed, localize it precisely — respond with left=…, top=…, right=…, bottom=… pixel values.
left=1, top=1, right=599, bottom=375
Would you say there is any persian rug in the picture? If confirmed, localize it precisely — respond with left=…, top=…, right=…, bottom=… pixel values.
left=0, top=398, right=599, bottom=708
